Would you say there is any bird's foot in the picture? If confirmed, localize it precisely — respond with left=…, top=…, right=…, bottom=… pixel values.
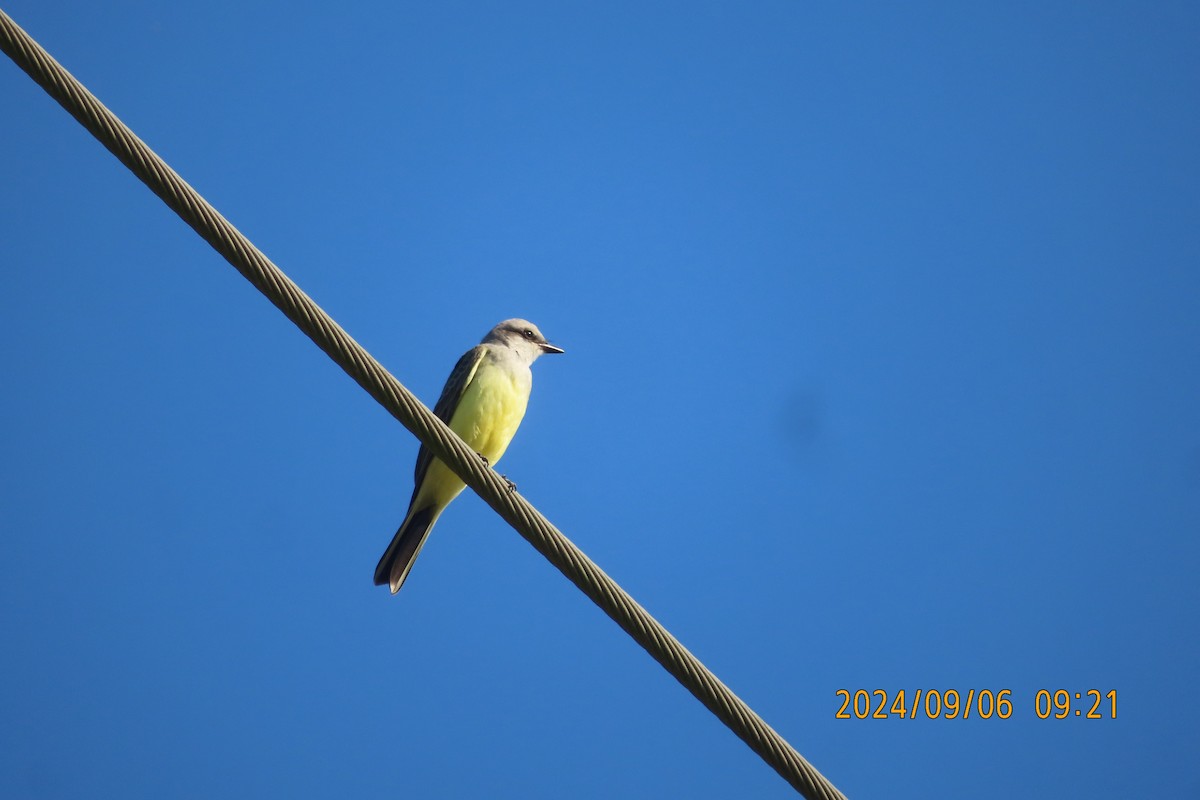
left=476, top=452, right=490, bottom=467
left=501, top=475, right=517, bottom=493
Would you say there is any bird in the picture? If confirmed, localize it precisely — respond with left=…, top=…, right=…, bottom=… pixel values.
left=374, top=319, right=563, bottom=593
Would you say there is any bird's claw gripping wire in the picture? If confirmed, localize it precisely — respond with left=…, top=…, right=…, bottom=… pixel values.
left=476, top=452, right=515, bottom=491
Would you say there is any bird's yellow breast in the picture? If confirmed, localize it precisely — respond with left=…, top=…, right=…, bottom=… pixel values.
left=447, top=357, right=531, bottom=467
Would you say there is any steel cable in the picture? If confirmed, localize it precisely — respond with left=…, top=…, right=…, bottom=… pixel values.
left=1, top=9, right=846, bottom=799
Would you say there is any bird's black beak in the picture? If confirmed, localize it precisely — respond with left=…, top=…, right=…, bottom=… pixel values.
left=540, top=342, right=565, bottom=354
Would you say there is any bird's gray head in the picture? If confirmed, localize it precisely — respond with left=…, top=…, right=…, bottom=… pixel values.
left=483, top=318, right=564, bottom=362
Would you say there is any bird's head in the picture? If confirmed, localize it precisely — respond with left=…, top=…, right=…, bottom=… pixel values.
left=485, top=319, right=564, bottom=360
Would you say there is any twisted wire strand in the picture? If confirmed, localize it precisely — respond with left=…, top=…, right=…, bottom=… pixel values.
left=1, top=10, right=846, bottom=799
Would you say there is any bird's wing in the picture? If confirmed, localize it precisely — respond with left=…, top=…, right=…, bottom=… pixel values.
left=411, top=344, right=488, bottom=490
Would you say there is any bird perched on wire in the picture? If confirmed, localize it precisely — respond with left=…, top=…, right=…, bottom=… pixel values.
left=374, top=319, right=564, bottom=593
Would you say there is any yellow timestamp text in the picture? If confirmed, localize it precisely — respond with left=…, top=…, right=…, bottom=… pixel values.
left=1033, top=689, right=1118, bottom=719
left=834, top=689, right=1117, bottom=720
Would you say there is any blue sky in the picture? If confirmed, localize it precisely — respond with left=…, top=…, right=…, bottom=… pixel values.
left=2, top=2, right=1198, bottom=797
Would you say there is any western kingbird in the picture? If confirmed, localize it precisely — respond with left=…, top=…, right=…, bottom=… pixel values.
left=373, top=319, right=563, bottom=593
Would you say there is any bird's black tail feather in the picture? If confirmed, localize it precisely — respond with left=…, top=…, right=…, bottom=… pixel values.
left=373, top=505, right=438, bottom=593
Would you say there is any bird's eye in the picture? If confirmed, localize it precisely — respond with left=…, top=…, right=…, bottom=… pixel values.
left=523, top=329, right=535, bottom=339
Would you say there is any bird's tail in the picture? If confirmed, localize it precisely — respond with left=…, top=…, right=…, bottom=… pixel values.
left=373, top=505, right=439, bottom=594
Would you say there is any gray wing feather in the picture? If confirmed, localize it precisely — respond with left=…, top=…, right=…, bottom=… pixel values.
left=411, top=344, right=487, bottom=493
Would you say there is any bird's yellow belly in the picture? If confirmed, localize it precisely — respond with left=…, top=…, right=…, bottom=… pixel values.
left=448, top=363, right=530, bottom=466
